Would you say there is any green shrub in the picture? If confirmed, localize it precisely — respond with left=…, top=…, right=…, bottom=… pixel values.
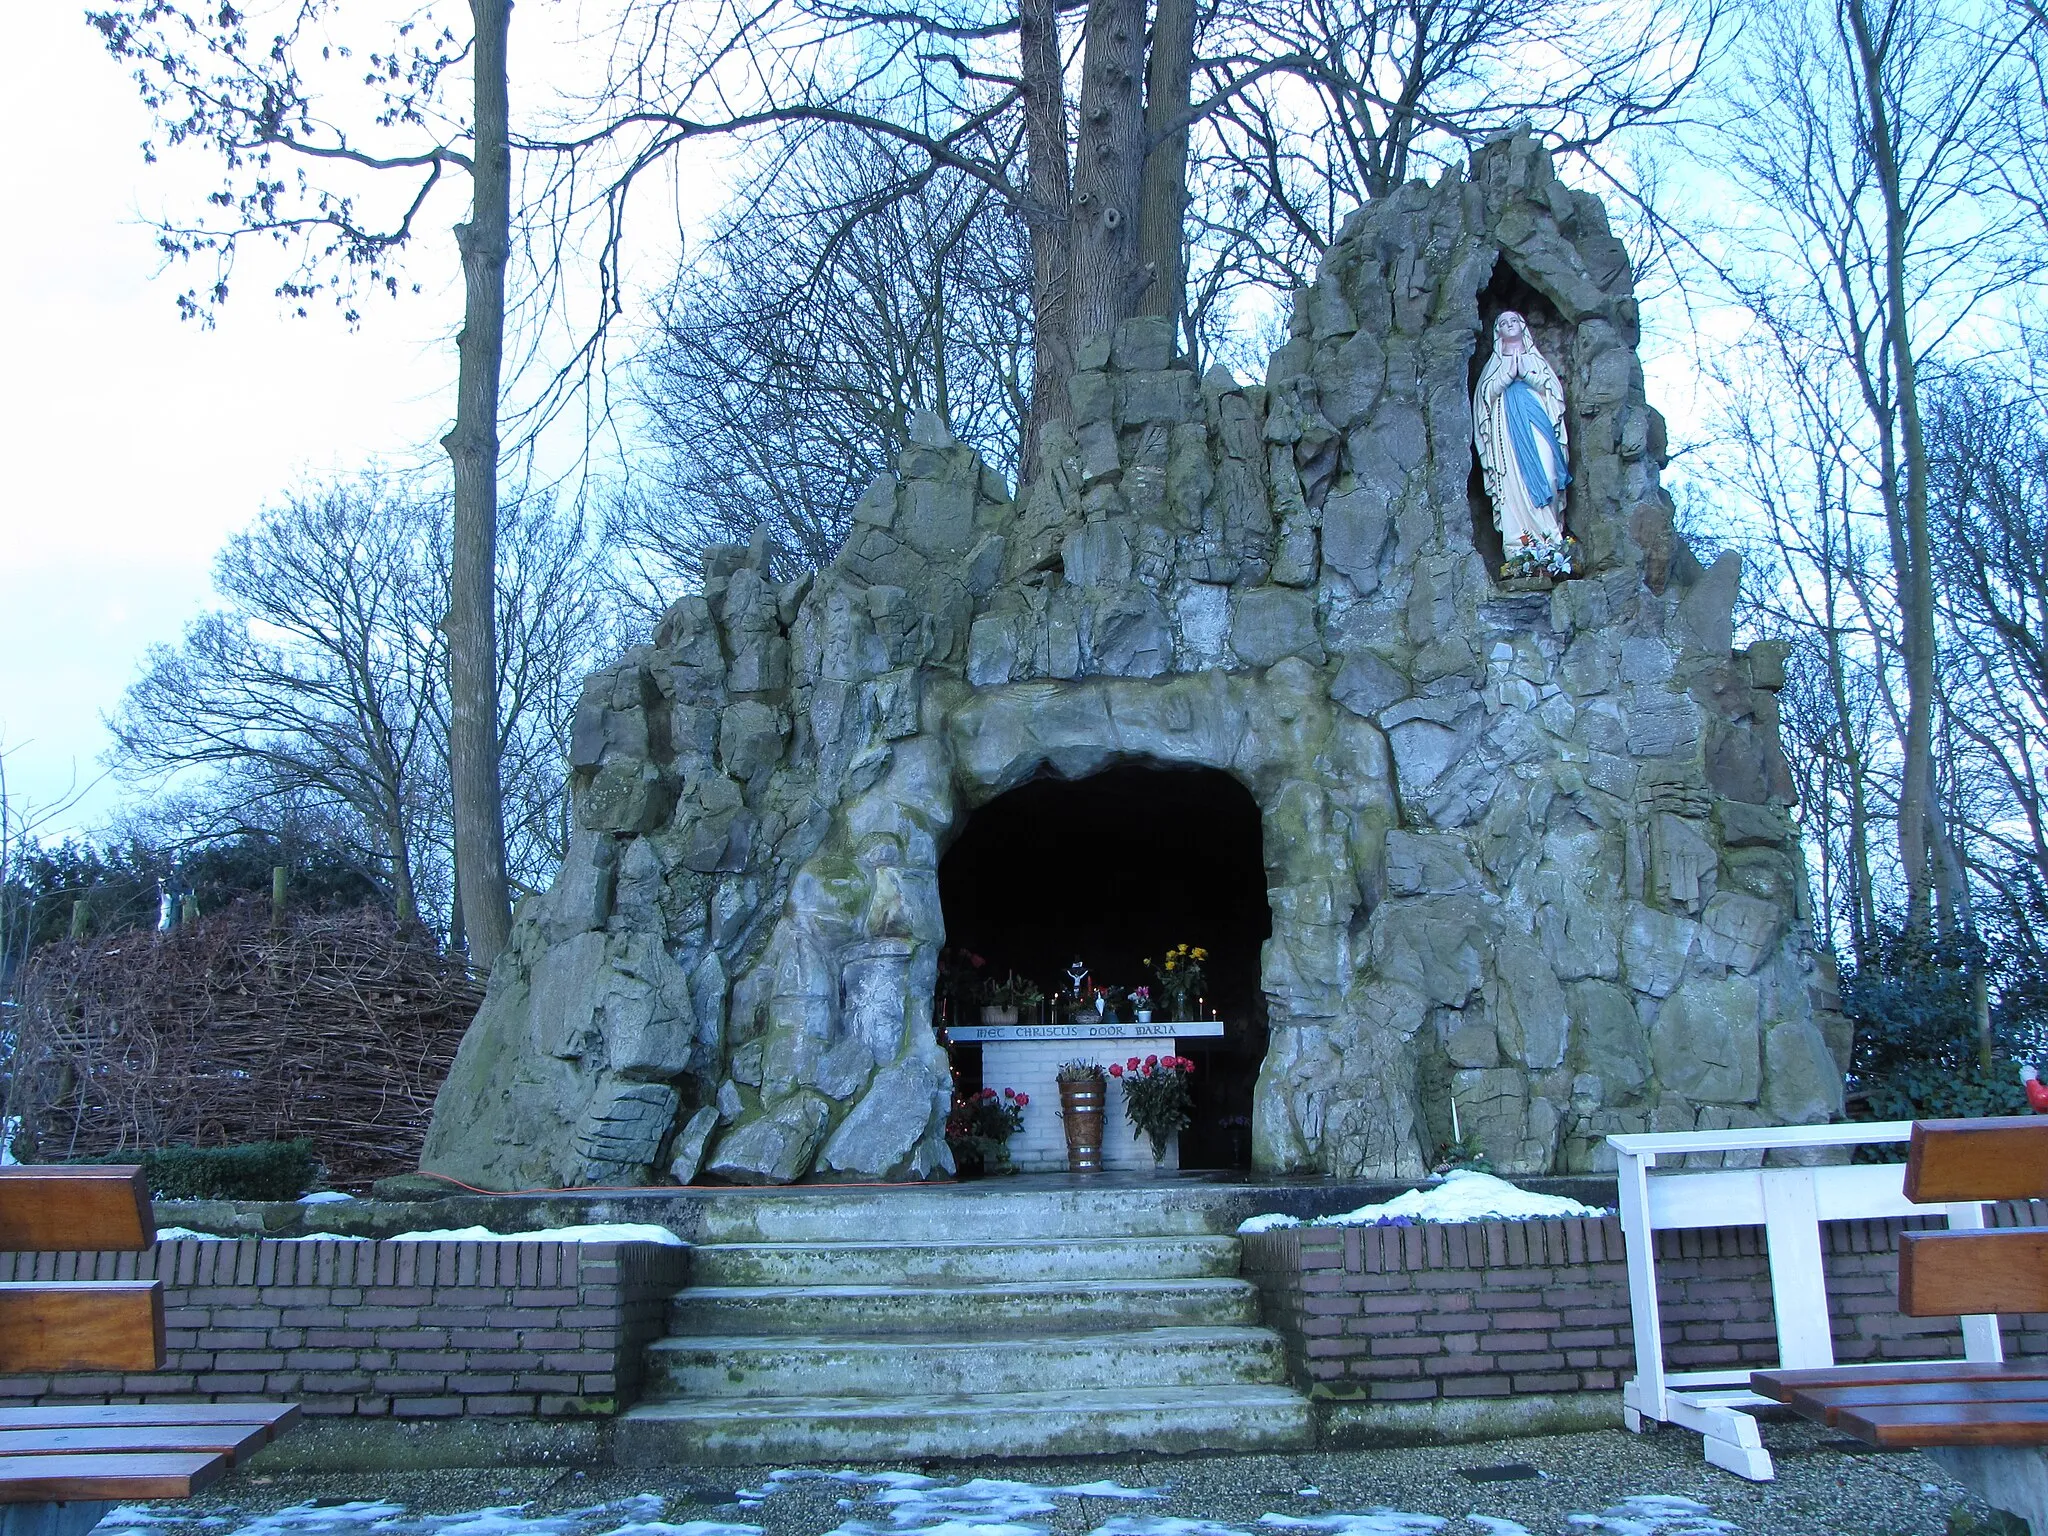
left=1845, top=929, right=2030, bottom=1133
left=118, top=1141, right=319, bottom=1201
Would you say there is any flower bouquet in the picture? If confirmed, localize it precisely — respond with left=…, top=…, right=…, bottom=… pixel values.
left=1500, top=531, right=1579, bottom=581
left=945, top=1086, right=1027, bottom=1176
left=1153, top=943, right=1208, bottom=1021
left=1110, top=1054, right=1195, bottom=1163
left=1130, top=985, right=1153, bottom=1023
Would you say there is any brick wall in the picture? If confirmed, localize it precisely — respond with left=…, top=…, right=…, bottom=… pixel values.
left=0, top=1239, right=687, bottom=1419
left=1240, top=1205, right=2048, bottom=1405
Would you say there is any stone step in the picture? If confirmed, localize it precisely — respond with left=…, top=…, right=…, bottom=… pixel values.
left=612, top=1384, right=1315, bottom=1465
left=643, top=1324, right=1288, bottom=1398
left=668, top=1276, right=1260, bottom=1336
left=689, top=1184, right=1233, bottom=1244
left=686, top=1234, right=1241, bottom=1287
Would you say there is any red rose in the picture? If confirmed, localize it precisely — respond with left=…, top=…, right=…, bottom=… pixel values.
left=1128, top=1056, right=1141, bottom=1069
left=1015, top=1092, right=1029, bottom=1105
left=1146, top=1054, right=1159, bottom=1068
left=1002, top=1087, right=1016, bottom=1098
left=1109, top=1064, right=1124, bottom=1077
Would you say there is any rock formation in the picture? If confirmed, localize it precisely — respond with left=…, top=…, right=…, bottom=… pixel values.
left=420, top=134, right=1845, bottom=1190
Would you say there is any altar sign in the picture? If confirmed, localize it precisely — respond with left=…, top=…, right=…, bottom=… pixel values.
left=947, top=1021, right=1225, bottom=1172
left=947, top=1020, right=1225, bottom=1042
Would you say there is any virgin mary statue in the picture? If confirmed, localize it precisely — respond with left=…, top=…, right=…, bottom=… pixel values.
left=1473, top=310, right=1570, bottom=547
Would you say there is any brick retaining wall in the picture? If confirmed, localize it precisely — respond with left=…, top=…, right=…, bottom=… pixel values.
left=0, top=1239, right=688, bottom=1419
left=1241, top=1204, right=2048, bottom=1406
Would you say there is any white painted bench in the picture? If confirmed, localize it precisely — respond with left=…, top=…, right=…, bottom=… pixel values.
left=1609, top=1122, right=2001, bottom=1480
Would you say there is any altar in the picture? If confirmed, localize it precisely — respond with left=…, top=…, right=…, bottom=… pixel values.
left=943, top=1018, right=1225, bottom=1172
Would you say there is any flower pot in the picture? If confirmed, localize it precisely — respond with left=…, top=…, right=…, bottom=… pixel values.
left=1135, top=1010, right=1152, bottom=1023
left=980, top=1004, right=1019, bottom=1025
left=1058, top=1081, right=1105, bottom=1172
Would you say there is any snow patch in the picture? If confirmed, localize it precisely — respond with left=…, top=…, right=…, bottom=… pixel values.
left=1565, top=1496, right=1735, bottom=1536
left=388, top=1224, right=684, bottom=1245
left=95, top=1495, right=756, bottom=1536
left=1238, top=1170, right=1608, bottom=1232
left=149, top=1224, right=683, bottom=1245
left=298, top=1191, right=355, bottom=1204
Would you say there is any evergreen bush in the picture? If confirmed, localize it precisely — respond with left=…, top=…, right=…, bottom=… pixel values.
left=122, top=1140, right=319, bottom=1201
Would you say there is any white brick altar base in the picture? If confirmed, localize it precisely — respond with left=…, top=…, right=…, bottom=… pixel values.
left=945, top=1020, right=1224, bottom=1173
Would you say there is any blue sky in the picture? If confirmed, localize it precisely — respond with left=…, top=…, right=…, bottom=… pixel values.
left=0, top=5, right=459, bottom=833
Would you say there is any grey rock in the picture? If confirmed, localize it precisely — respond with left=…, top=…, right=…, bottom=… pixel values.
left=1570, top=979, right=1649, bottom=1095
left=1623, top=903, right=1699, bottom=998
left=1229, top=586, right=1322, bottom=668
left=666, top=1105, right=719, bottom=1184
left=719, top=701, right=787, bottom=781
left=707, top=1091, right=831, bottom=1185
left=1331, top=651, right=1410, bottom=718
left=1763, top=1017, right=1848, bottom=1123
left=575, top=1082, right=680, bottom=1182
left=1652, top=976, right=1762, bottom=1103
left=819, top=1055, right=947, bottom=1178
left=1112, top=315, right=1176, bottom=371
left=1701, top=890, right=1783, bottom=974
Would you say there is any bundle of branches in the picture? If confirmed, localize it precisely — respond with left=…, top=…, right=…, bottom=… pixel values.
left=6, top=900, right=480, bottom=1188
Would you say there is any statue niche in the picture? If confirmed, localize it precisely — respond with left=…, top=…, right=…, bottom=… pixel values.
left=1467, top=264, right=1576, bottom=579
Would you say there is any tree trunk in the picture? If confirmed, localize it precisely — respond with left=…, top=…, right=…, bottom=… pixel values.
left=1069, top=0, right=1149, bottom=349
left=1019, top=0, right=1074, bottom=468
left=442, top=0, right=514, bottom=969
left=1137, top=0, right=1194, bottom=330
left=1848, top=0, right=1946, bottom=936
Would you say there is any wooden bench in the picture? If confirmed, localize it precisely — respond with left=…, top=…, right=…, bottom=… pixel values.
left=1754, top=1119, right=2048, bottom=1532
left=0, top=1167, right=299, bottom=1536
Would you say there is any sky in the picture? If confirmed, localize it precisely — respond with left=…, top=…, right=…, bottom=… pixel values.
left=0, top=2, right=1705, bottom=847
left=0, top=4, right=464, bottom=833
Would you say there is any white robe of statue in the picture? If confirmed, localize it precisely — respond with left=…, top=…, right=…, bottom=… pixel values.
left=1473, top=310, right=1571, bottom=547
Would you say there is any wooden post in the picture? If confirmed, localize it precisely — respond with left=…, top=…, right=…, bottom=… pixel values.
left=180, top=894, right=199, bottom=930
left=271, top=866, right=287, bottom=931
left=68, top=901, right=89, bottom=942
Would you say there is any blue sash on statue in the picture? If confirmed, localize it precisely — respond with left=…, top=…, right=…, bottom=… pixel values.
left=1504, top=378, right=1569, bottom=506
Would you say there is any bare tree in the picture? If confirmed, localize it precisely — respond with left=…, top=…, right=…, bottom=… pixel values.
left=89, top=0, right=519, bottom=961
left=614, top=130, right=1031, bottom=591
left=109, top=483, right=447, bottom=926
left=108, top=479, right=622, bottom=941
left=1695, top=0, right=2041, bottom=937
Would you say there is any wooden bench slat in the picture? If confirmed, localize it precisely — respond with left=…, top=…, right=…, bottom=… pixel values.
left=0, top=1452, right=228, bottom=1503
left=1837, top=1399, right=2048, bottom=1448
left=0, top=1169, right=152, bottom=1253
left=1906, top=1117, right=2048, bottom=1203
left=0, top=1283, right=163, bottom=1373
left=1790, top=1380, right=2048, bottom=1425
left=1754, top=1362, right=2048, bottom=1402
left=0, top=1425, right=267, bottom=1462
left=0, top=1405, right=298, bottom=1437
left=1899, top=1230, right=2048, bottom=1316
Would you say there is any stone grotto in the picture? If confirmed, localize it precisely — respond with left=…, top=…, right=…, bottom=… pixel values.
left=419, top=132, right=1848, bottom=1191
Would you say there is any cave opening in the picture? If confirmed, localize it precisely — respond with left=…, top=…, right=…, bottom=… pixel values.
left=937, top=761, right=1272, bottom=1170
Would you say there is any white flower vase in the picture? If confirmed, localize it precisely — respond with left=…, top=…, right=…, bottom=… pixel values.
left=1136, top=1010, right=1152, bottom=1023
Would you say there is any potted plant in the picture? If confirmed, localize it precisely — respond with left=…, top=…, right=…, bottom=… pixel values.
left=1156, top=943, right=1208, bottom=1021
left=981, top=973, right=1044, bottom=1025
left=1110, top=1054, right=1195, bottom=1165
left=945, top=1086, right=1027, bottom=1177
left=1055, top=1060, right=1107, bottom=1172
left=1130, top=985, right=1153, bottom=1023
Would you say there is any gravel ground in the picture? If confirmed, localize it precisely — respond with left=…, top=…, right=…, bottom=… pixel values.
left=95, top=1418, right=2000, bottom=1536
